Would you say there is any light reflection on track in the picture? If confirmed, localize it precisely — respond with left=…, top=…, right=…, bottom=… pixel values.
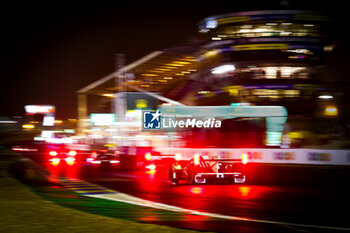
left=41, top=161, right=350, bottom=233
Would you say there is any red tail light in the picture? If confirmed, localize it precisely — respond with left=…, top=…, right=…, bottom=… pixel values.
left=241, top=153, right=248, bottom=165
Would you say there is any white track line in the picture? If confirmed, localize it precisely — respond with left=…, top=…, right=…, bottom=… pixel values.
left=60, top=178, right=350, bottom=231
left=87, top=192, right=350, bottom=231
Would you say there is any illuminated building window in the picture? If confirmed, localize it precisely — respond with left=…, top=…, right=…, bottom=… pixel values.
left=238, top=66, right=307, bottom=79
left=324, top=106, right=338, bottom=116
left=207, top=23, right=323, bottom=39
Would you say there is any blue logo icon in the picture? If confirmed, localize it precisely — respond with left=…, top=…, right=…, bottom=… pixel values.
left=143, top=110, right=161, bottom=129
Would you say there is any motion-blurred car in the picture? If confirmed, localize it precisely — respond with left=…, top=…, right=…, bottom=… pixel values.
left=46, top=144, right=78, bottom=166
left=168, top=154, right=247, bottom=185
left=86, top=147, right=120, bottom=166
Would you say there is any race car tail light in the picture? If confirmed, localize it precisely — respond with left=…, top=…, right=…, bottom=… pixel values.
left=175, top=153, right=181, bottom=161
left=194, top=153, right=200, bottom=165
left=49, top=151, right=58, bottom=156
left=65, top=157, right=75, bottom=165
left=145, top=152, right=152, bottom=161
left=146, top=164, right=156, bottom=170
left=91, top=160, right=101, bottom=164
left=68, top=150, right=77, bottom=156
left=241, top=153, right=248, bottom=165
left=49, top=157, right=60, bottom=165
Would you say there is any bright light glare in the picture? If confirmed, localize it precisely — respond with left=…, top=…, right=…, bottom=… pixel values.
left=25, top=105, right=54, bottom=114
left=65, top=157, right=75, bottom=165
left=211, top=65, right=235, bottom=74
left=49, top=151, right=58, bottom=156
left=145, top=152, right=152, bottom=161
left=238, top=186, right=251, bottom=197
left=241, top=153, right=248, bottom=165
left=318, top=95, right=333, bottom=99
left=68, top=150, right=77, bottom=156
left=146, top=164, right=156, bottom=170
left=324, top=106, right=338, bottom=116
left=22, top=124, right=35, bottom=129
left=86, top=158, right=94, bottom=163
left=175, top=153, right=181, bottom=161
left=43, top=116, right=55, bottom=126
left=194, top=153, right=200, bottom=165
left=49, top=158, right=60, bottom=166
left=189, top=187, right=203, bottom=194
left=206, top=20, right=217, bottom=29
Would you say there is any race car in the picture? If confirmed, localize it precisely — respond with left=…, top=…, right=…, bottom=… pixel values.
left=168, top=153, right=247, bottom=185
left=86, top=147, right=120, bottom=166
left=47, top=144, right=78, bottom=166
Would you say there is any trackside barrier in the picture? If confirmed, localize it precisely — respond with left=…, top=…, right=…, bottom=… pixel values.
left=156, top=148, right=350, bottom=165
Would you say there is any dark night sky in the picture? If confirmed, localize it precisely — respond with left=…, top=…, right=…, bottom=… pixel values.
left=1, top=1, right=349, bottom=119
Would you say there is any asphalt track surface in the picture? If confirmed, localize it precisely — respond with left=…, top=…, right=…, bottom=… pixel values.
left=39, top=160, right=350, bottom=233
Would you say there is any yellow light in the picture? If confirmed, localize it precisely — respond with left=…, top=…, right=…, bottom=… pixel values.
left=172, top=61, right=191, bottom=65
left=194, top=153, right=200, bottom=165
left=135, top=99, right=147, bottom=108
left=68, top=150, right=77, bottom=156
left=324, top=106, right=338, bottom=116
left=154, top=68, right=171, bottom=71
left=50, top=158, right=60, bottom=166
left=65, top=157, right=75, bottom=165
left=289, top=131, right=304, bottom=139
left=203, top=49, right=219, bottom=58
left=54, top=120, right=63, bottom=124
left=22, top=124, right=35, bottom=129
left=241, top=153, right=248, bottom=164
left=145, top=152, right=152, bottom=161
left=49, top=151, right=58, bottom=156
left=141, top=73, right=158, bottom=77
left=166, top=63, right=184, bottom=67
left=102, top=93, right=115, bottom=97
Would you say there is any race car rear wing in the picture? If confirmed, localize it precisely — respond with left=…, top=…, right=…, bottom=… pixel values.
left=200, top=153, right=248, bottom=164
